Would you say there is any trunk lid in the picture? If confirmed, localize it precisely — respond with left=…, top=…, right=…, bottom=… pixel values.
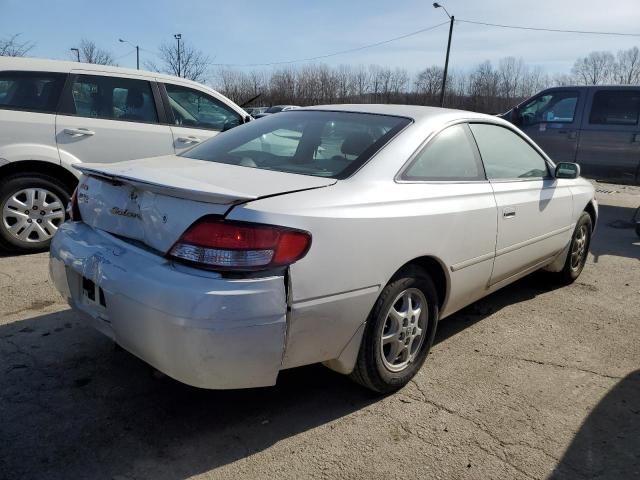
left=74, top=155, right=335, bottom=253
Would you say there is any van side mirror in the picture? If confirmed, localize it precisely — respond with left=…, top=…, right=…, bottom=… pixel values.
left=510, top=106, right=522, bottom=126
left=555, top=162, right=580, bottom=179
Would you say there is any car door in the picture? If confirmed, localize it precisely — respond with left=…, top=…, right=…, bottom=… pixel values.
left=469, top=123, right=574, bottom=287
left=575, top=88, right=640, bottom=184
left=397, top=123, right=497, bottom=313
left=55, top=72, right=174, bottom=166
left=160, top=82, right=243, bottom=154
left=516, top=89, right=584, bottom=164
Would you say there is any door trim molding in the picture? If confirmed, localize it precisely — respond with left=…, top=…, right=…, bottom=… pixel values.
left=495, top=223, right=574, bottom=258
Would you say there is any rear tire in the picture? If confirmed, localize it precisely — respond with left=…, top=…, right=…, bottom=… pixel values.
left=350, top=266, right=439, bottom=394
left=0, top=174, right=71, bottom=253
left=555, top=211, right=593, bottom=284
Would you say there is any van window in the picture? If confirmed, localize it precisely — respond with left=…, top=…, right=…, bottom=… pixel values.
left=402, top=124, right=485, bottom=181
left=65, top=74, right=158, bottom=123
left=519, top=91, right=579, bottom=125
left=0, top=71, right=66, bottom=113
left=589, top=90, right=640, bottom=126
left=164, top=84, right=242, bottom=131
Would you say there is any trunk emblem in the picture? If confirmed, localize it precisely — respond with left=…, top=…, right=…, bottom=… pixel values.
left=110, top=207, right=141, bottom=220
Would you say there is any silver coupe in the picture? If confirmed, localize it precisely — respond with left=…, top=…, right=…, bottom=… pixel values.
left=50, top=105, right=597, bottom=393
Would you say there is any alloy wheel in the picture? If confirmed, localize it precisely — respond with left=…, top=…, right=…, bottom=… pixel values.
left=380, top=288, right=429, bottom=373
left=1, top=188, right=65, bottom=243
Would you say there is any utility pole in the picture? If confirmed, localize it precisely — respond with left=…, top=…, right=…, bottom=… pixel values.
left=433, top=3, right=454, bottom=107
left=119, top=39, right=140, bottom=69
left=70, top=48, right=80, bottom=62
left=174, top=33, right=182, bottom=77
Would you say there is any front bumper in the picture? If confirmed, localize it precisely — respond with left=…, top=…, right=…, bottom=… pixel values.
left=49, top=222, right=287, bottom=389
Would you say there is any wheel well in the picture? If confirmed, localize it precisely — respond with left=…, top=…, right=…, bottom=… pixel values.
left=584, top=201, right=597, bottom=226
left=0, top=161, right=78, bottom=193
left=395, top=256, right=448, bottom=310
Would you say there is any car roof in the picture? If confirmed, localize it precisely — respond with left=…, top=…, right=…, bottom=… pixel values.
left=0, top=56, right=208, bottom=91
left=541, top=85, right=640, bottom=91
left=299, top=103, right=499, bottom=123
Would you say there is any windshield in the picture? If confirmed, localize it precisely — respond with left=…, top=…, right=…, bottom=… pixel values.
left=182, top=110, right=411, bottom=179
left=266, top=106, right=284, bottom=113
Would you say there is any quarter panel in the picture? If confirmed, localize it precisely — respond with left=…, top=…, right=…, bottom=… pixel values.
left=228, top=180, right=498, bottom=366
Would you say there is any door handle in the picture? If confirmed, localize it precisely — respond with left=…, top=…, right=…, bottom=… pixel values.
left=503, top=207, right=516, bottom=219
left=64, top=128, right=95, bottom=137
left=558, top=130, right=577, bottom=140
left=177, top=136, right=201, bottom=144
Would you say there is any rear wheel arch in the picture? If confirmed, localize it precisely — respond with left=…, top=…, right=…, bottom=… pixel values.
left=0, top=160, right=79, bottom=194
left=391, top=256, right=449, bottom=311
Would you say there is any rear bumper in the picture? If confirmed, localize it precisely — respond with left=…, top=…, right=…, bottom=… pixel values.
left=49, top=222, right=287, bottom=389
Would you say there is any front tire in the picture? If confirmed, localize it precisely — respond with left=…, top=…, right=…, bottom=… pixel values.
left=556, top=211, right=593, bottom=284
left=350, top=266, right=439, bottom=394
left=0, top=174, right=71, bottom=253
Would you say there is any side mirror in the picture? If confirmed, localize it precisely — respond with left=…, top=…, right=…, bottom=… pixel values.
left=555, top=162, right=580, bottom=179
left=244, top=115, right=252, bottom=123
left=510, top=107, right=522, bottom=126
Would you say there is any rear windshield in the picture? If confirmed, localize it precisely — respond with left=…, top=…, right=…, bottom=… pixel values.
left=183, top=110, right=411, bottom=179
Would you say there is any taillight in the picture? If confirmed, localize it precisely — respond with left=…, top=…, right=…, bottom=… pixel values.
left=67, top=188, right=81, bottom=221
left=168, top=217, right=311, bottom=271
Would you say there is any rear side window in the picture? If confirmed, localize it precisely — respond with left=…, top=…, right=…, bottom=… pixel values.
left=589, top=90, right=640, bottom=126
left=164, top=83, right=241, bottom=131
left=401, top=124, right=485, bottom=181
left=64, top=74, right=158, bottom=123
left=470, top=123, right=549, bottom=180
left=0, top=71, right=65, bottom=113
left=183, top=110, right=411, bottom=179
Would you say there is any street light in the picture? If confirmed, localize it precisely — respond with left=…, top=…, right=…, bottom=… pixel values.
left=174, top=33, right=182, bottom=77
left=433, top=2, right=454, bottom=107
left=70, top=48, right=80, bottom=62
left=119, top=38, right=140, bottom=70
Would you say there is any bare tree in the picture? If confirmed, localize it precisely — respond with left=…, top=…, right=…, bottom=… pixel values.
left=614, top=47, right=640, bottom=85
left=0, top=33, right=34, bottom=57
left=149, top=40, right=209, bottom=82
left=571, top=51, right=616, bottom=85
left=415, top=65, right=443, bottom=105
left=71, top=39, right=116, bottom=65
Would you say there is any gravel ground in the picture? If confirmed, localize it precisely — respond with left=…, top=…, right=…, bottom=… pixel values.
left=1, top=184, right=638, bottom=480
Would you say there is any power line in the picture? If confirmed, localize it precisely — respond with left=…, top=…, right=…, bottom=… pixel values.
left=210, top=21, right=449, bottom=67
left=114, top=48, right=136, bottom=60
left=457, top=19, right=640, bottom=37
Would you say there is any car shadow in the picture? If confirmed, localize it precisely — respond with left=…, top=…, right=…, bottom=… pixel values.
left=548, top=370, right=640, bottom=479
left=590, top=204, right=639, bottom=263
left=0, top=272, right=565, bottom=480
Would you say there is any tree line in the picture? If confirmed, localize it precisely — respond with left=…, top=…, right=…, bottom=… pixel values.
left=216, top=47, right=640, bottom=113
left=2, top=32, right=639, bottom=114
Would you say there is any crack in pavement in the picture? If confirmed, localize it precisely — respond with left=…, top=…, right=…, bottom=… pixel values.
left=475, top=352, right=623, bottom=380
left=405, top=380, right=584, bottom=479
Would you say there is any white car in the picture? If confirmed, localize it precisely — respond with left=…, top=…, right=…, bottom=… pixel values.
left=0, top=57, right=250, bottom=252
left=49, top=105, right=597, bottom=393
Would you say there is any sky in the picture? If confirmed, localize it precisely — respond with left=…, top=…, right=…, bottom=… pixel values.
left=2, top=0, right=639, bottom=79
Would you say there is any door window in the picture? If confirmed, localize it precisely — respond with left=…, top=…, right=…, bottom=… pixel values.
left=589, top=90, right=640, bottom=126
left=164, top=84, right=241, bottom=131
left=401, top=124, right=485, bottom=181
left=519, top=91, right=579, bottom=126
left=65, top=74, right=158, bottom=123
left=0, top=71, right=66, bottom=113
left=470, top=124, right=549, bottom=180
